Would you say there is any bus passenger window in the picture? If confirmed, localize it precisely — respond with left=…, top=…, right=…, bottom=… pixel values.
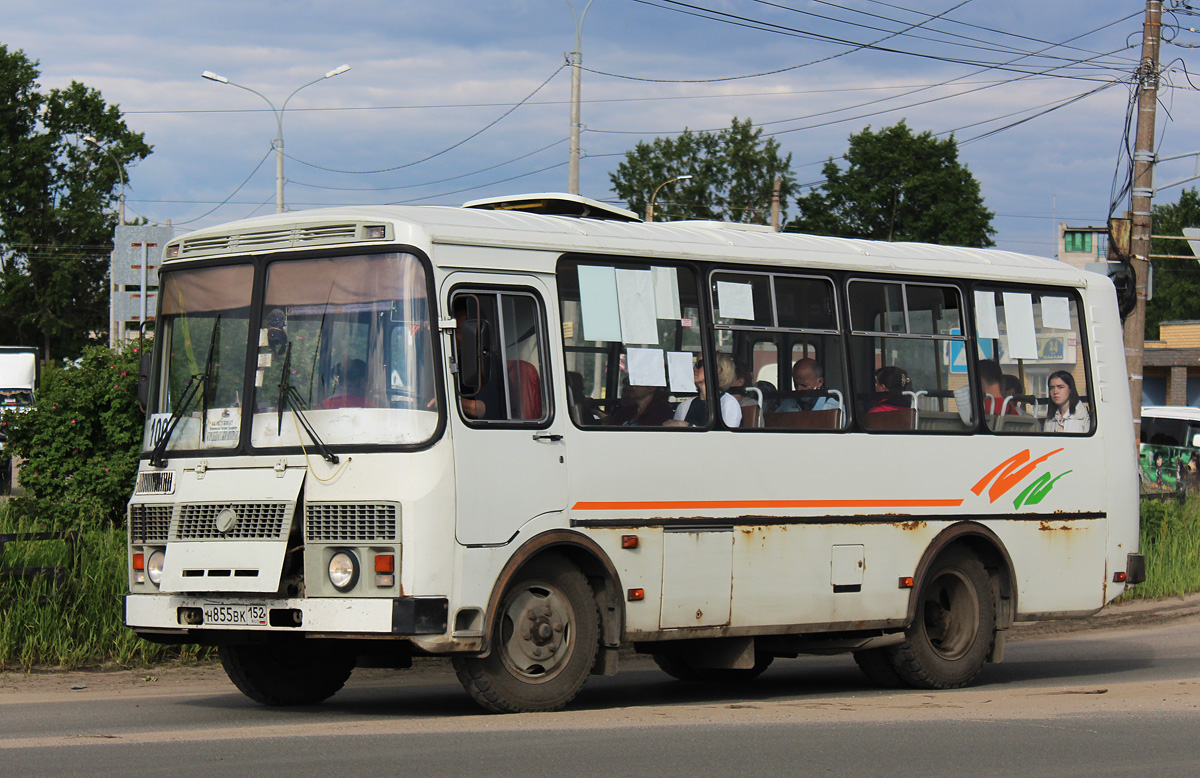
left=451, top=290, right=550, bottom=424
left=974, top=289, right=1091, bottom=435
left=556, top=260, right=701, bottom=429
left=712, top=271, right=847, bottom=432
left=848, top=280, right=969, bottom=433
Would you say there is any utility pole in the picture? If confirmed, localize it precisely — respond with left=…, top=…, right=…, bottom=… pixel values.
left=1125, top=0, right=1162, bottom=438
left=565, top=0, right=594, bottom=195
left=770, top=177, right=782, bottom=231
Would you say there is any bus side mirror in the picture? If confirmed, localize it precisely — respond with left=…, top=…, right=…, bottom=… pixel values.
left=458, top=319, right=492, bottom=397
left=137, top=349, right=153, bottom=413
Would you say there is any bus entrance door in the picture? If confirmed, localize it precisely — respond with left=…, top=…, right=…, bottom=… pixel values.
left=445, top=277, right=567, bottom=546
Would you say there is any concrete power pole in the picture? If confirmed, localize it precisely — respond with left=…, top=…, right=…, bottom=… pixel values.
left=1125, top=0, right=1162, bottom=438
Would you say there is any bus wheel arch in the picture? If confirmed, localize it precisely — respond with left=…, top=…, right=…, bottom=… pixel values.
left=479, top=530, right=624, bottom=662
left=883, top=523, right=1016, bottom=689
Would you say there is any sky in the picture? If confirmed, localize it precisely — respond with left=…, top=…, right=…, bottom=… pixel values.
left=7, top=0, right=1198, bottom=256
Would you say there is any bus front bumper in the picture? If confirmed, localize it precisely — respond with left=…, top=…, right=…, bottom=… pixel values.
left=124, top=594, right=448, bottom=638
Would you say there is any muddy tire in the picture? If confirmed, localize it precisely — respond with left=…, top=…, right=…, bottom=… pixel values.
left=453, top=555, right=599, bottom=713
left=888, top=550, right=995, bottom=689
left=853, top=647, right=905, bottom=688
left=652, top=651, right=773, bottom=683
left=219, top=640, right=355, bottom=705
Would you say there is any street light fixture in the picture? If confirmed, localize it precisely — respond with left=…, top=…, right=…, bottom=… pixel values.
left=83, top=135, right=125, bottom=225
left=201, top=64, right=351, bottom=213
left=646, top=175, right=692, bottom=223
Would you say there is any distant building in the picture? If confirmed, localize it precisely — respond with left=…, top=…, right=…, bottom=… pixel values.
left=1056, top=223, right=1109, bottom=271
left=1144, top=321, right=1200, bottom=406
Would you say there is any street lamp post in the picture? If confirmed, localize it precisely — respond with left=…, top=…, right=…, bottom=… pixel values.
left=84, top=135, right=125, bottom=225
left=646, top=175, right=692, bottom=223
left=202, top=64, right=350, bottom=213
left=565, top=0, right=594, bottom=195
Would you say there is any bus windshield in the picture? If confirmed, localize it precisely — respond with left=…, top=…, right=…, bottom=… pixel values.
left=250, top=252, right=438, bottom=449
left=144, top=252, right=439, bottom=455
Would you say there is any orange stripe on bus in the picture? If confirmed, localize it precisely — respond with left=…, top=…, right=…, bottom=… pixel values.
left=571, top=499, right=965, bottom=511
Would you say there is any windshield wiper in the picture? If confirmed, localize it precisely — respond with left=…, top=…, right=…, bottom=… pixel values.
left=149, top=315, right=221, bottom=467
left=276, top=342, right=339, bottom=464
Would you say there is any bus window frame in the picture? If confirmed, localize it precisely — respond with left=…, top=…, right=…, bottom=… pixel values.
left=969, top=282, right=1095, bottom=438
left=448, top=284, right=555, bottom=430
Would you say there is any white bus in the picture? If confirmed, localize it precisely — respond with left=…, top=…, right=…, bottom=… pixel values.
left=125, top=193, right=1143, bottom=713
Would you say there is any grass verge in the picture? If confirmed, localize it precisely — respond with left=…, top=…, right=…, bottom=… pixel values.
left=1123, top=496, right=1200, bottom=600
left=0, top=504, right=210, bottom=670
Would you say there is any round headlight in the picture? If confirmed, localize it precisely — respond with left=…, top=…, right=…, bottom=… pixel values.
left=146, top=550, right=165, bottom=586
left=328, top=550, right=359, bottom=592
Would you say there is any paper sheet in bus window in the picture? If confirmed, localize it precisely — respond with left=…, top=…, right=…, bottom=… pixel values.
left=1041, top=296, right=1072, bottom=330
left=974, top=291, right=1000, bottom=339
left=653, top=267, right=681, bottom=320
left=667, top=351, right=697, bottom=393
left=627, top=347, right=667, bottom=387
left=716, top=281, right=755, bottom=320
left=1002, top=292, right=1038, bottom=360
left=616, top=268, right=660, bottom=345
left=578, top=265, right=622, bottom=342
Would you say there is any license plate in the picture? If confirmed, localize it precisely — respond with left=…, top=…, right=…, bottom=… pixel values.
left=203, top=604, right=268, bottom=626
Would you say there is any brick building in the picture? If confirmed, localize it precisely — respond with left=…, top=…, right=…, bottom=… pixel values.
left=1144, top=320, right=1200, bottom=406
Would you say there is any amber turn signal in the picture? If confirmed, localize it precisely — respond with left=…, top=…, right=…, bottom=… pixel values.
left=628, top=588, right=645, bottom=601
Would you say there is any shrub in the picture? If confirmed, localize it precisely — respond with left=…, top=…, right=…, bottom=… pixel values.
left=1, top=343, right=144, bottom=530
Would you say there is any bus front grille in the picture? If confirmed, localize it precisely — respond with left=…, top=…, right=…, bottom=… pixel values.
left=173, top=503, right=290, bottom=540
left=129, top=504, right=173, bottom=544
left=305, top=503, right=398, bottom=542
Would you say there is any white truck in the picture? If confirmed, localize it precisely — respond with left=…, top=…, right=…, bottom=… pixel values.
left=0, top=346, right=38, bottom=492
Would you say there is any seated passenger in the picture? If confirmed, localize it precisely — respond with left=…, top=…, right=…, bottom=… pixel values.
left=607, top=384, right=673, bottom=427
left=1044, top=370, right=1090, bottom=433
left=776, top=358, right=841, bottom=412
left=732, top=360, right=759, bottom=412
left=868, top=366, right=910, bottom=412
left=665, top=353, right=742, bottom=428
left=320, top=359, right=369, bottom=409
left=979, top=358, right=1018, bottom=416
left=1002, top=373, right=1028, bottom=415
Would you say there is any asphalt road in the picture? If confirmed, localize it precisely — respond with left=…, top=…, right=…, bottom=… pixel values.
left=2, top=614, right=1199, bottom=778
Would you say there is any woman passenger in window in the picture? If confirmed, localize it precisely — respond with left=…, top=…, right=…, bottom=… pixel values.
left=868, top=366, right=911, bottom=413
left=1044, top=370, right=1090, bottom=433
left=665, top=353, right=742, bottom=428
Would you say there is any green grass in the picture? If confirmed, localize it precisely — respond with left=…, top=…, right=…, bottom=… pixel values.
left=1123, top=496, right=1200, bottom=600
left=0, top=503, right=210, bottom=670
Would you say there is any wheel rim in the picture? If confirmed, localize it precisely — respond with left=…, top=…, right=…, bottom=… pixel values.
left=920, top=568, right=980, bottom=661
left=497, top=580, right=576, bottom=683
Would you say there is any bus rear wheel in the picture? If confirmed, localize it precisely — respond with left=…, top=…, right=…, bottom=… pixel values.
left=888, top=549, right=995, bottom=689
left=219, top=640, right=356, bottom=705
left=453, top=555, right=600, bottom=713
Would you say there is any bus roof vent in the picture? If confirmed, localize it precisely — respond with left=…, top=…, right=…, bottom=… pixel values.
left=169, top=222, right=391, bottom=259
left=463, top=193, right=641, bottom=222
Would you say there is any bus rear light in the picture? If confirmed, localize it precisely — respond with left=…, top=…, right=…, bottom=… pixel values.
left=1113, top=571, right=1127, bottom=583
left=898, top=576, right=914, bottom=589
left=375, top=554, right=395, bottom=587
left=628, top=588, right=645, bottom=601
left=621, top=535, right=639, bottom=549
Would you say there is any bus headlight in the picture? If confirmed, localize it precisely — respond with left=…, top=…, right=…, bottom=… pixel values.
left=328, top=550, right=359, bottom=592
left=146, top=550, right=165, bottom=587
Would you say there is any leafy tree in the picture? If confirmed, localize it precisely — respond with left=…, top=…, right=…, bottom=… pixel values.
left=0, top=45, right=152, bottom=360
left=789, top=121, right=995, bottom=247
left=1146, top=187, right=1200, bottom=339
left=2, top=343, right=144, bottom=528
left=610, top=117, right=795, bottom=224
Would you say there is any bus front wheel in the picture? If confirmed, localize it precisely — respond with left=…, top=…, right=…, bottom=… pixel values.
left=453, top=555, right=600, bottom=713
left=219, top=640, right=355, bottom=705
left=887, top=549, right=995, bottom=689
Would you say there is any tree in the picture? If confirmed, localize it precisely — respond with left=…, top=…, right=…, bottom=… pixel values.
left=609, top=117, right=795, bottom=224
left=0, top=45, right=152, bottom=360
left=1146, top=187, right=1200, bottom=339
left=789, top=121, right=995, bottom=247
